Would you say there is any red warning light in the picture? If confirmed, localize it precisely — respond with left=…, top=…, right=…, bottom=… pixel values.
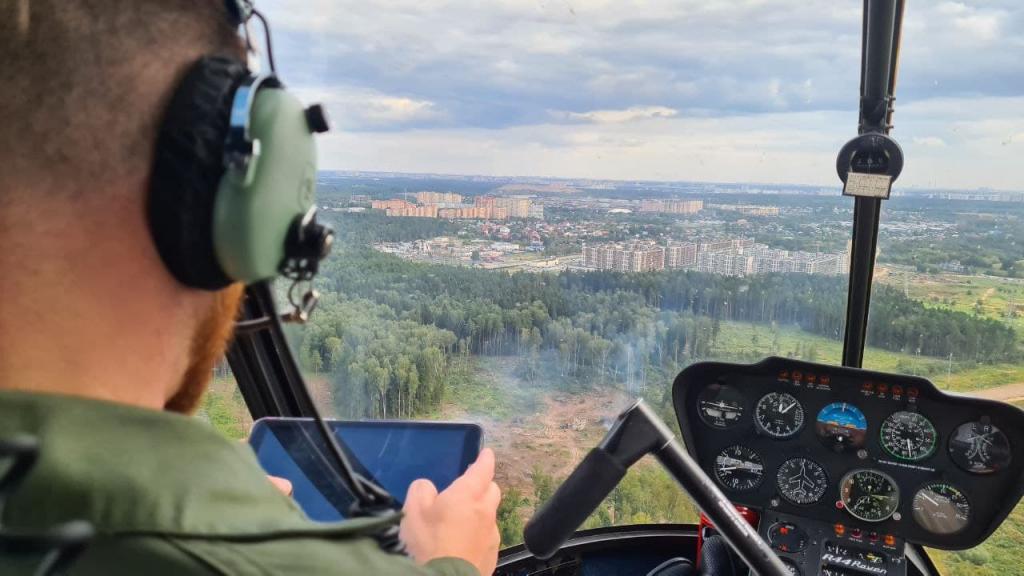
left=806, top=373, right=817, bottom=384
left=877, top=383, right=889, bottom=394
left=908, top=387, right=919, bottom=398
left=834, top=524, right=846, bottom=536
left=884, top=534, right=896, bottom=547
left=820, top=375, right=831, bottom=385
left=862, top=381, right=874, bottom=391
left=892, top=385, right=904, bottom=396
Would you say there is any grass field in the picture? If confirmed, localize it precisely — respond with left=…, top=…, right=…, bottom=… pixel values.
left=930, top=503, right=1024, bottom=576
left=712, top=321, right=1024, bottom=394
left=879, top=269, right=1024, bottom=334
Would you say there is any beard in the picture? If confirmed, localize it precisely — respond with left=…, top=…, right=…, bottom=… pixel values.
left=164, top=283, right=245, bottom=414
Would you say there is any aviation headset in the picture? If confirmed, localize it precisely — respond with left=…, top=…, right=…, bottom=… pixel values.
left=148, top=0, right=333, bottom=291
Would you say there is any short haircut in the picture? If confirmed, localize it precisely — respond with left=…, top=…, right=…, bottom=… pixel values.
left=0, top=0, right=244, bottom=196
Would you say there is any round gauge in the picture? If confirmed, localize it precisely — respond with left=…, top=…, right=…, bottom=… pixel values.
left=755, top=392, right=805, bottom=439
left=912, top=483, right=970, bottom=535
left=776, top=457, right=829, bottom=505
left=840, top=469, right=900, bottom=523
left=816, top=402, right=868, bottom=452
left=880, top=411, right=937, bottom=461
left=697, top=384, right=745, bottom=429
left=767, top=521, right=809, bottom=553
left=714, top=445, right=765, bottom=492
left=949, top=421, right=1012, bottom=474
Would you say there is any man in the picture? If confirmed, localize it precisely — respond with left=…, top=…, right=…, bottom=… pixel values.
left=0, top=1, right=500, bottom=574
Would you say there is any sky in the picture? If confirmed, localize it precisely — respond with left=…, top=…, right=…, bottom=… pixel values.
left=261, top=0, right=1024, bottom=190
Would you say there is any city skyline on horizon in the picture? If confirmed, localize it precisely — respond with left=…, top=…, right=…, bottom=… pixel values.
left=320, top=168, right=1024, bottom=196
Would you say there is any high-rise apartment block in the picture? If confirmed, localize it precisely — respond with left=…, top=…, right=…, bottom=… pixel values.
left=582, top=241, right=665, bottom=272
left=639, top=199, right=704, bottom=215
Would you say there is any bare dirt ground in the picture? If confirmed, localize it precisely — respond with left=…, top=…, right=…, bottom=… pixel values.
left=967, top=381, right=1024, bottom=403
left=483, top=388, right=632, bottom=495
left=440, top=358, right=634, bottom=496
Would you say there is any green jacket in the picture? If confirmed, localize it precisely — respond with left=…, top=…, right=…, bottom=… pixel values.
left=0, top=391, right=479, bottom=576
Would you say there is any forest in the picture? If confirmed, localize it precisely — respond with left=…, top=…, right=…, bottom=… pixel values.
left=292, top=211, right=1020, bottom=423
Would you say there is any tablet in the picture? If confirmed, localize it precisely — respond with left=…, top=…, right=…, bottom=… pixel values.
left=249, top=418, right=483, bottom=522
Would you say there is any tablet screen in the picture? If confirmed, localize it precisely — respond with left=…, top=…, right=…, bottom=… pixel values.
left=249, top=418, right=482, bottom=522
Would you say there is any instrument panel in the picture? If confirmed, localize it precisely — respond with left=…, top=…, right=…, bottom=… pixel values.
left=673, top=357, right=1024, bottom=551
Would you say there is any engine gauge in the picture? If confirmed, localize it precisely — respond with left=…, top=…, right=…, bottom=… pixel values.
left=912, top=482, right=970, bottom=535
left=755, top=392, right=805, bottom=439
left=816, top=402, right=868, bottom=452
left=697, top=383, right=745, bottom=429
left=714, top=445, right=765, bottom=492
left=840, top=469, right=899, bottom=523
left=767, top=522, right=809, bottom=553
left=949, top=421, right=1012, bottom=474
left=880, top=411, right=937, bottom=461
left=776, top=457, right=829, bottom=505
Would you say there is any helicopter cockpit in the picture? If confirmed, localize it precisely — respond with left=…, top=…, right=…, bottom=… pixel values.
left=3, top=1, right=1022, bottom=576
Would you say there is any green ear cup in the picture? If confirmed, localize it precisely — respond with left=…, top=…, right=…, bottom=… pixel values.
left=212, top=88, right=318, bottom=283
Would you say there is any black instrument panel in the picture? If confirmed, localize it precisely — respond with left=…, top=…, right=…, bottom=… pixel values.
left=673, top=357, right=1024, bottom=550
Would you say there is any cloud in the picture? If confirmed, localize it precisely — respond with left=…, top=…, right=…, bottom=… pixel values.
left=912, top=136, right=947, bottom=147
left=562, top=106, right=679, bottom=124
left=294, top=87, right=445, bottom=131
left=954, top=13, right=1001, bottom=41
left=260, top=0, right=1024, bottom=189
left=359, top=96, right=439, bottom=124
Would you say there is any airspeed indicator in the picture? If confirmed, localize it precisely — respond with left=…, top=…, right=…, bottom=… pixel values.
left=755, top=392, right=805, bottom=439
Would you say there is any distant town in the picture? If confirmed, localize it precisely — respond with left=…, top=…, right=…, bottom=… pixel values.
left=319, top=170, right=1022, bottom=282
left=370, top=191, right=544, bottom=220
left=356, top=190, right=849, bottom=277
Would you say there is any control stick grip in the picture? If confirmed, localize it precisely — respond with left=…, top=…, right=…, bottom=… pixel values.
left=523, top=447, right=626, bottom=559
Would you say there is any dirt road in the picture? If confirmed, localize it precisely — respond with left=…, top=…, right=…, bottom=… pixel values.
left=965, top=382, right=1024, bottom=403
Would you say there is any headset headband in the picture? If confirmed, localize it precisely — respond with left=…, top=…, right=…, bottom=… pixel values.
left=224, top=73, right=282, bottom=174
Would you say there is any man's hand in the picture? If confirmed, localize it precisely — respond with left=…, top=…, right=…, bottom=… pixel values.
left=268, top=475, right=293, bottom=496
left=400, top=448, right=502, bottom=576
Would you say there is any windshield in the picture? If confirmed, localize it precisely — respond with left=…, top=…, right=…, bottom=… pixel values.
left=859, top=3, right=1024, bottom=573
left=201, top=1, right=1024, bottom=571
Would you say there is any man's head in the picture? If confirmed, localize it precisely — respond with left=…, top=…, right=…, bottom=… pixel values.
left=0, top=0, right=249, bottom=413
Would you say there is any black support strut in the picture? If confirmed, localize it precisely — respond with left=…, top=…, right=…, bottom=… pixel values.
left=842, top=0, right=905, bottom=368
